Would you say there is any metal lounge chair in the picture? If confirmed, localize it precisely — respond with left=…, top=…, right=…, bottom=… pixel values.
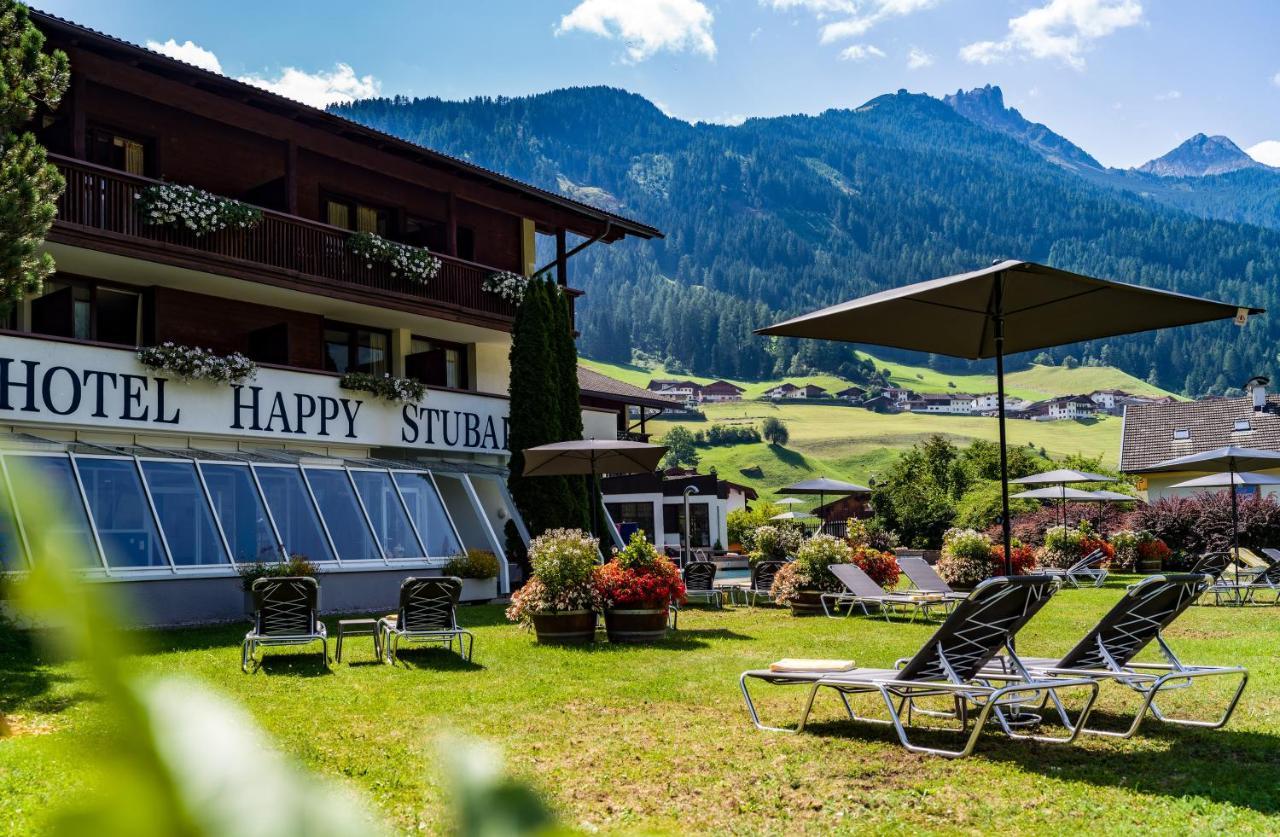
left=897, top=555, right=968, bottom=601
left=378, top=577, right=474, bottom=664
left=681, top=561, right=724, bottom=609
left=241, top=576, right=328, bottom=672
left=1211, top=560, right=1280, bottom=606
left=732, top=559, right=786, bottom=606
left=1190, top=551, right=1232, bottom=580
left=989, top=573, right=1248, bottom=738
left=741, top=575, right=1100, bottom=758
left=821, top=564, right=955, bottom=621
left=1040, top=548, right=1108, bottom=588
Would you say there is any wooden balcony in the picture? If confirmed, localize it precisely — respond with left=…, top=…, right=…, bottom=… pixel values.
left=47, top=155, right=539, bottom=328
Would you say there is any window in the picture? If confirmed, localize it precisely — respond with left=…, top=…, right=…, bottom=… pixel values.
left=0, top=468, right=26, bottom=570
left=1233, top=419, right=1252, bottom=432
left=407, top=336, right=469, bottom=389
left=606, top=502, right=655, bottom=540
left=201, top=464, right=280, bottom=564
left=303, top=469, right=381, bottom=561
left=323, top=193, right=391, bottom=236
left=324, top=323, right=389, bottom=376
left=75, top=458, right=166, bottom=569
left=6, top=456, right=99, bottom=567
left=254, top=467, right=335, bottom=563
left=432, top=473, right=496, bottom=556
left=393, top=472, right=462, bottom=558
left=141, top=461, right=229, bottom=566
left=31, top=277, right=139, bottom=346
left=350, top=470, right=425, bottom=560
left=664, top=502, right=710, bottom=548
left=87, top=125, right=148, bottom=176
left=1173, top=428, right=1191, bottom=440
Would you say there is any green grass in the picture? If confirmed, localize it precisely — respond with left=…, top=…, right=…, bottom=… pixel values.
left=652, top=401, right=1122, bottom=496
left=4, top=580, right=1280, bottom=833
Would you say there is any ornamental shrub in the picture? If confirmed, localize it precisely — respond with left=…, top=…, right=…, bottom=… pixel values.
left=1039, top=524, right=1115, bottom=569
left=138, top=182, right=263, bottom=236
left=505, top=529, right=599, bottom=625
left=238, top=554, right=316, bottom=592
left=770, top=534, right=851, bottom=604
left=850, top=544, right=901, bottom=588
left=138, top=342, right=256, bottom=384
left=594, top=532, right=685, bottom=607
left=935, top=528, right=996, bottom=589
left=347, top=231, right=441, bottom=284
left=339, top=371, right=427, bottom=403
left=443, top=549, right=501, bottom=580
left=1109, top=530, right=1141, bottom=571
left=746, top=524, right=803, bottom=565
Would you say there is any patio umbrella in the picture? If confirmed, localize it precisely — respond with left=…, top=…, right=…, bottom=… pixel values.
left=779, top=477, right=873, bottom=532
left=1148, top=449, right=1280, bottom=582
left=1085, top=489, right=1142, bottom=534
left=522, top=439, right=668, bottom=539
left=774, top=497, right=808, bottom=506
left=758, top=259, right=1261, bottom=572
left=1010, top=485, right=1100, bottom=527
left=1010, top=468, right=1116, bottom=485
left=770, top=510, right=816, bottom=520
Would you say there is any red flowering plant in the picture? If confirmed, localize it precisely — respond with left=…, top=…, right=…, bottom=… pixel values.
left=1136, top=537, right=1172, bottom=570
left=845, top=519, right=901, bottom=587
left=990, top=543, right=1039, bottom=575
left=594, top=531, right=686, bottom=609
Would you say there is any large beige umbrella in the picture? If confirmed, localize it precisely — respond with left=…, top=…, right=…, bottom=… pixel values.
left=758, top=260, right=1262, bottom=572
left=522, top=440, right=668, bottom=537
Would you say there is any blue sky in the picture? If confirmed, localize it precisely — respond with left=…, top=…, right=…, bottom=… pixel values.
left=36, top=0, right=1280, bottom=168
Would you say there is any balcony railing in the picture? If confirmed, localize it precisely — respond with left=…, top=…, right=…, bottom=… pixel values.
left=48, top=155, right=522, bottom=322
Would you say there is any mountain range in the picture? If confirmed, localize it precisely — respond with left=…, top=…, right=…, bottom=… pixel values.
left=332, top=86, right=1280, bottom=397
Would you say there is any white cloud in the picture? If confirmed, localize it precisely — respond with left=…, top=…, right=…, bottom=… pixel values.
left=1247, top=140, right=1280, bottom=168
left=556, top=0, right=716, bottom=63
left=906, top=46, right=934, bottom=69
left=840, top=43, right=886, bottom=61
left=764, top=0, right=856, bottom=14
left=961, top=0, right=1143, bottom=70
left=1154, top=89, right=1181, bottom=101
left=237, top=64, right=381, bottom=108
left=146, top=38, right=222, bottom=73
left=1273, top=72, right=1280, bottom=88
left=763, top=0, right=939, bottom=45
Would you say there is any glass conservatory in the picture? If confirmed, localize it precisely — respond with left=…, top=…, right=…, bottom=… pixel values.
left=0, top=439, right=516, bottom=581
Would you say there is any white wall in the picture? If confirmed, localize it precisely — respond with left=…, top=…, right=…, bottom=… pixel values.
left=581, top=408, right=618, bottom=442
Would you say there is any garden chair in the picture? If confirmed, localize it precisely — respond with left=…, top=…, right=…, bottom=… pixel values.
left=741, top=575, right=1100, bottom=758
left=1210, top=560, right=1280, bottom=606
left=241, top=576, right=328, bottom=673
left=985, top=573, right=1248, bottom=738
left=821, top=564, right=954, bottom=622
left=1040, top=548, right=1108, bottom=589
left=681, top=561, right=724, bottom=609
left=378, top=577, right=474, bottom=664
left=897, top=555, right=968, bottom=601
left=732, top=559, right=786, bottom=606
left=1190, top=551, right=1231, bottom=580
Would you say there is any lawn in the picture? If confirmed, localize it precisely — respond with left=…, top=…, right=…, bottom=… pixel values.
left=650, top=401, right=1123, bottom=496
left=3, top=579, right=1279, bottom=834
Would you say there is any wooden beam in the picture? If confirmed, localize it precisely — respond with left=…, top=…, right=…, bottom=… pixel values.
left=555, top=227, right=567, bottom=286
left=284, top=140, right=298, bottom=215
left=446, top=192, right=458, bottom=256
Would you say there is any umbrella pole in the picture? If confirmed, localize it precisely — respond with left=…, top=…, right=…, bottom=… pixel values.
left=590, top=464, right=599, bottom=545
left=1230, top=464, right=1240, bottom=586
left=994, top=281, right=1013, bottom=575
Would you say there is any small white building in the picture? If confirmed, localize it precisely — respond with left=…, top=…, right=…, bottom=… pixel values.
left=602, top=471, right=753, bottom=553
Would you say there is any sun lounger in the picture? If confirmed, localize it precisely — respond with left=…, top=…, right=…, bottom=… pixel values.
left=378, top=577, right=473, bottom=664
left=1040, top=548, right=1108, bottom=588
left=741, top=575, right=1100, bottom=758
left=732, top=559, right=786, bottom=606
left=821, top=564, right=954, bottom=621
left=897, top=555, right=967, bottom=601
left=1210, top=560, right=1280, bottom=606
left=241, top=576, right=328, bottom=672
left=681, top=561, right=724, bottom=609
left=987, top=573, right=1248, bottom=738
left=1190, top=551, right=1231, bottom=580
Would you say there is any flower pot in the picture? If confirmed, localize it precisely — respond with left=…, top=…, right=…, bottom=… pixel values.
left=530, top=610, right=597, bottom=644
left=459, top=577, right=498, bottom=603
left=789, top=589, right=826, bottom=616
left=603, top=599, right=670, bottom=643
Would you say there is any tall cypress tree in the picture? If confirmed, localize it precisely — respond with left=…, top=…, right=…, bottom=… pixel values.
left=506, top=279, right=560, bottom=536
left=0, top=2, right=69, bottom=312
left=549, top=282, right=590, bottom=532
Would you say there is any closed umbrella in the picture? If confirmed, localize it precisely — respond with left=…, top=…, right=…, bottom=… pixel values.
left=522, top=439, right=668, bottom=540
left=758, top=259, right=1261, bottom=572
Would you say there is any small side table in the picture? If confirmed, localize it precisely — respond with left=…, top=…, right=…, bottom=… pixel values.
left=336, top=618, right=381, bottom=663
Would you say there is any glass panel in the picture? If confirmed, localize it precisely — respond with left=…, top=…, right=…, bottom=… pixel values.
left=0, top=469, right=26, bottom=570
left=355, top=330, right=387, bottom=375
left=75, top=458, right=167, bottom=569
left=303, top=469, right=380, bottom=561
left=254, top=466, right=335, bottom=563
left=6, top=456, right=98, bottom=566
left=141, top=461, right=228, bottom=566
left=202, top=464, right=279, bottom=564
left=433, top=473, right=495, bottom=555
left=95, top=288, right=139, bottom=346
left=393, top=472, right=461, bottom=557
left=325, top=199, right=350, bottom=230
left=324, top=327, right=350, bottom=374
left=351, top=470, right=425, bottom=560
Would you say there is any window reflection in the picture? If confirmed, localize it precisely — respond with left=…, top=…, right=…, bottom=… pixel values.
left=75, top=458, right=167, bottom=569
left=141, top=461, right=229, bottom=566
left=7, top=456, right=98, bottom=567
left=350, top=470, right=425, bottom=560
left=303, top=469, right=381, bottom=561
left=0, top=469, right=26, bottom=570
left=201, top=464, right=280, bottom=564
left=393, top=472, right=462, bottom=558
left=254, top=466, right=335, bottom=563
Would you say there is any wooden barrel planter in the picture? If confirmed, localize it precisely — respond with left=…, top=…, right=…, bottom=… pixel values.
left=1136, top=555, right=1163, bottom=574
left=790, top=589, right=826, bottom=616
left=530, top=610, right=597, bottom=644
left=604, top=600, right=670, bottom=643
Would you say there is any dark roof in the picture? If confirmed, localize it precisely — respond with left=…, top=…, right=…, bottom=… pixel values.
left=703, top=380, right=745, bottom=392
left=32, top=9, right=662, bottom=241
left=836, top=386, right=866, bottom=395
left=578, top=367, right=679, bottom=409
left=1120, top=395, right=1280, bottom=472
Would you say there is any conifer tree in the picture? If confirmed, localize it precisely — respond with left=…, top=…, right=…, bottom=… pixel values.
left=548, top=281, right=590, bottom=532
left=506, top=278, right=560, bottom=536
left=0, top=2, right=69, bottom=312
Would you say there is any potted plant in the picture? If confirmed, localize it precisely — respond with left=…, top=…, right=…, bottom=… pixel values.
left=506, top=529, right=600, bottom=644
left=595, top=532, right=685, bottom=643
left=846, top=519, right=901, bottom=588
left=1135, top=535, right=1172, bottom=573
left=238, top=554, right=317, bottom=615
left=770, top=534, right=852, bottom=615
left=1039, top=524, right=1115, bottom=570
left=745, top=524, right=803, bottom=565
left=443, top=549, right=502, bottom=602
left=935, top=528, right=995, bottom=591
